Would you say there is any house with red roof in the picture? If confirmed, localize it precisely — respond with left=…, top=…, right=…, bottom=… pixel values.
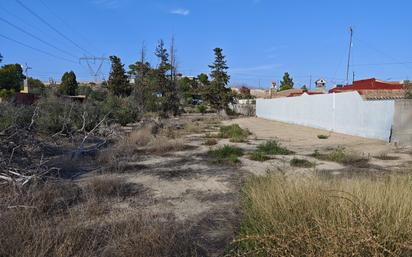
left=329, top=78, right=407, bottom=100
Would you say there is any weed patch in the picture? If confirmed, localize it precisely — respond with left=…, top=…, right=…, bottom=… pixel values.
left=208, top=145, right=243, bottom=165
left=317, top=134, right=329, bottom=139
left=290, top=158, right=314, bottom=168
left=312, top=148, right=369, bottom=167
left=249, top=151, right=270, bottom=162
left=257, top=140, right=293, bottom=155
left=219, top=124, right=250, bottom=142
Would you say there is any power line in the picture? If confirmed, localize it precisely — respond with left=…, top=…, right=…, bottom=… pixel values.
left=0, top=33, right=78, bottom=64
left=38, top=0, right=101, bottom=54
left=0, top=16, right=78, bottom=59
left=14, top=0, right=93, bottom=56
left=352, top=61, right=412, bottom=67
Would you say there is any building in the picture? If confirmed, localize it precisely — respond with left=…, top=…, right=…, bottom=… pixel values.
left=329, top=78, right=406, bottom=100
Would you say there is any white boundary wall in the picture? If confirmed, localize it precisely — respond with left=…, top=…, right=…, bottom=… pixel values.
left=256, top=92, right=395, bottom=141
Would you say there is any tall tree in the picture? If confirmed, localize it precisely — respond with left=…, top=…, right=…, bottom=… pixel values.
left=108, top=55, right=131, bottom=97
left=155, top=39, right=179, bottom=117
left=0, top=53, right=3, bottom=63
left=129, top=44, right=153, bottom=109
left=279, top=72, right=294, bottom=91
left=205, top=48, right=232, bottom=110
left=0, top=64, right=25, bottom=93
left=59, top=71, right=78, bottom=96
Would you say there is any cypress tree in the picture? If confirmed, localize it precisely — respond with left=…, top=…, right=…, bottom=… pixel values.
left=108, top=56, right=131, bottom=97
left=59, top=71, right=78, bottom=96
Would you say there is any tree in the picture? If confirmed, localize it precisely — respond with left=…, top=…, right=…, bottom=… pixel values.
left=154, top=39, right=179, bottom=117
left=59, top=71, right=78, bottom=96
left=239, top=86, right=252, bottom=99
left=204, top=48, right=232, bottom=110
left=197, top=73, right=209, bottom=86
left=0, top=53, right=3, bottom=63
left=108, top=56, right=131, bottom=97
left=0, top=64, right=25, bottom=96
left=301, top=84, right=308, bottom=91
left=279, top=72, right=294, bottom=91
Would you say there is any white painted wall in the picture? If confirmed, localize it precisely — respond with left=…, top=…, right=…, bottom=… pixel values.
left=256, top=92, right=395, bottom=141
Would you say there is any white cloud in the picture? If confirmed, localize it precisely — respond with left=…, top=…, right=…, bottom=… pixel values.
left=170, top=8, right=190, bottom=16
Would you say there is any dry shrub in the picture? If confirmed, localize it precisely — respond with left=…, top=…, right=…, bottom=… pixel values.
left=148, top=136, right=186, bottom=154
left=204, top=138, right=218, bottom=146
left=228, top=175, right=412, bottom=256
left=85, top=176, right=136, bottom=199
left=99, top=127, right=154, bottom=172
left=127, top=127, right=153, bottom=147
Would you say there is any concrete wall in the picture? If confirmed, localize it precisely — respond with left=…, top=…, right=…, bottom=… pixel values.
left=229, top=103, right=256, bottom=116
left=257, top=92, right=395, bottom=141
left=392, top=100, right=412, bottom=145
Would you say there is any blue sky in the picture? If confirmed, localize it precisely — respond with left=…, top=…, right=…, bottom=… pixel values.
left=1, top=0, right=411, bottom=89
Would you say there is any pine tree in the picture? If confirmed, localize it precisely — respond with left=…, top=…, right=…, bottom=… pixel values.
left=108, top=56, right=131, bottom=97
left=59, top=71, right=78, bottom=96
left=155, top=39, right=179, bottom=117
left=301, top=84, right=308, bottom=91
left=279, top=72, right=294, bottom=91
left=205, top=48, right=232, bottom=110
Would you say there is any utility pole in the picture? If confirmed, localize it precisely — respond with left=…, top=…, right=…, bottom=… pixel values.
left=309, top=74, right=312, bottom=90
left=22, top=63, right=32, bottom=93
left=346, top=26, right=353, bottom=85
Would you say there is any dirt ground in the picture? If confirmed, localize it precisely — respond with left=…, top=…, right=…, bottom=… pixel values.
left=76, top=115, right=412, bottom=257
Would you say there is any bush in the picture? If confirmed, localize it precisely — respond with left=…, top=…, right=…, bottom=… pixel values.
left=197, top=104, right=207, bottom=115
left=208, top=145, right=243, bottom=165
left=290, top=158, right=314, bottom=168
left=219, top=124, right=250, bottom=142
left=317, top=134, right=329, bottom=139
left=0, top=102, right=34, bottom=131
left=229, top=175, right=412, bottom=257
left=249, top=151, right=270, bottom=162
left=257, top=140, right=293, bottom=155
left=103, top=95, right=140, bottom=126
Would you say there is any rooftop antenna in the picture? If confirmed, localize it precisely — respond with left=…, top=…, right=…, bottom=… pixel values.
left=345, top=26, right=353, bottom=85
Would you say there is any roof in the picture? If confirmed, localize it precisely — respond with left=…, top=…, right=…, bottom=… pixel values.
left=329, top=78, right=404, bottom=93
left=287, top=91, right=325, bottom=97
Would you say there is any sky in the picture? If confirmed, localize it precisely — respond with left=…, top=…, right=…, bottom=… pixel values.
left=0, top=0, right=411, bottom=89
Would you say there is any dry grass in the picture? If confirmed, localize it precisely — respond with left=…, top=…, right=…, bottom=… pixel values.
left=127, top=127, right=154, bottom=146
left=228, top=174, right=412, bottom=257
left=0, top=180, right=197, bottom=257
left=148, top=136, right=186, bottom=154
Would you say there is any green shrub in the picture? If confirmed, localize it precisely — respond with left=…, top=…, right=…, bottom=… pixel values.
left=197, top=104, right=207, bottom=115
left=0, top=102, right=34, bottom=131
left=290, top=158, right=314, bottom=168
left=257, top=140, right=293, bottom=155
left=249, top=151, right=270, bottom=162
left=208, top=145, right=243, bottom=165
left=317, top=134, right=329, bottom=139
left=219, top=124, right=250, bottom=142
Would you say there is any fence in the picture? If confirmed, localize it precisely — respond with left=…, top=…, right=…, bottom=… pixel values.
left=256, top=92, right=395, bottom=141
